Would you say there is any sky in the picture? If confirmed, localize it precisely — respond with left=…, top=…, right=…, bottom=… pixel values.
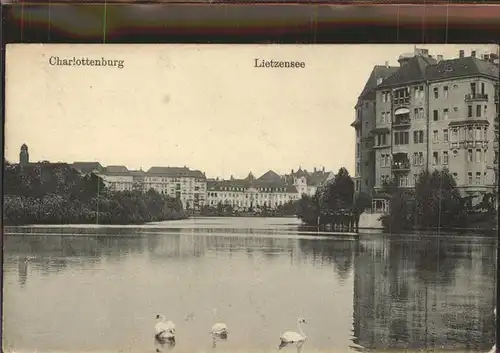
left=5, top=44, right=498, bottom=179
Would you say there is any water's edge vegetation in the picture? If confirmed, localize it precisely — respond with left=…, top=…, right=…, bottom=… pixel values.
left=3, top=162, right=187, bottom=225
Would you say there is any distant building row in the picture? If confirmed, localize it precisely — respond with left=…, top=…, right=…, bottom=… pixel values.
left=17, top=145, right=334, bottom=211
left=351, top=47, right=499, bottom=210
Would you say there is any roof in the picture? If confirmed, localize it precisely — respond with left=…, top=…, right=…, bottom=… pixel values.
left=425, top=56, right=499, bottom=82
left=257, top=170, right=282, bottom=181
left=129, top=170, right=146, bottom=177
left=358, top=65, right=400, bottom=101
left=146, top=166, right=205, bottom=179
left=104, top=165, right=130, bottom=175
left=377, top=55, right=437, bottom=89
left=306, top=171, right=332, bottom=186
left=71, top=162, right=104, bottom=173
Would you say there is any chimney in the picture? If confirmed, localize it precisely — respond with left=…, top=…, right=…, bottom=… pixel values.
left=459, top=50, right=465, bottom=58
left=385, top=61, right=389, bottom=68
left=471, top=50, right=476, bottom=58
left=437, top=54, right=443, bottom=63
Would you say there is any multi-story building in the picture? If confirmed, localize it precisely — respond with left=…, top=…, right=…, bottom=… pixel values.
left=144, top=167, right=206, bottom=210
left=71, top=162, right=207, bottom=210
left=206, top=170, right=300, bottom=211
left=283, top=167, right=335, bottom=196
left=353, top=47, right=499, bottom=208
left=351, top=63, right=399, bottom=195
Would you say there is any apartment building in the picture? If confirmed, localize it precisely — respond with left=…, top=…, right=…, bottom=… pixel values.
left=144, top=167, right=207, bottom=210
left=71, top=162, right=207, bottom=210
left=206, top=170, right=300, bottom=210
left=354, top=47, right=499, bottom=205
left=351, top=63, right=399, bottom=195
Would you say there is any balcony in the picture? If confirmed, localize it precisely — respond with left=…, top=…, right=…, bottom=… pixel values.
left=392, top=153, right=410, bottom=172
left=393, top=97, right=410, bottom=107
left=392, top=162, right=411, bottom=172
left=465, top=93, right=488, bottom=102
left=393, top=118, right=411, bottom=129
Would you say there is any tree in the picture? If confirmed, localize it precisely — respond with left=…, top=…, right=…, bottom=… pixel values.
left=321, top=167, right=355, bottom=212
left=379, top=179, right=415, bottom=232
left=414, top=169, right=465, bottom=229
left=296, top=193, right=320, bottom=226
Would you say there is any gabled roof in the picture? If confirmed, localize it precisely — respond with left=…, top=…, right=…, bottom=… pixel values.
left=377, top=55, right=437, bottom=89
left=425, top=56, right=499, bottom=82
left=257, top=170, right=282, bottom=181
left=358, top=65, right=400, bottom=101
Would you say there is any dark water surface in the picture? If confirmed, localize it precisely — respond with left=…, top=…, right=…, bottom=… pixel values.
left=2, top=217, right=497, bottom=353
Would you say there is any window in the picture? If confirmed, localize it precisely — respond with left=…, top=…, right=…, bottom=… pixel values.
left=476, top=105, right=481, bottom=117
left=413, top=131, right=418, bottom=144
left=468, top=105, right=473, bottom=118
left=419, top=131, right=424, bottom=143
left=413, top=152, right=424, bottom=166
left=414, top=87, right=419, bottom=99
left=476, top=172, right=481, bottom=184
left=443, top=151, right=449, bottom=165
left=481, top=82, right=485, bottom=95
left=468, top=172, right=473, bottom=184
left=419, top=108, right=424, bottom=119
left=414, top=108, right=419, bottom=119
left=433, top=110, right=439, bottom=121
left=452, top=128, right=458, bottom=141
left=433, top=130, right=439, bottom=143
left=433, top=87, right=439, bottom=99
left=467, top=127, right=473, bottom=140
left=413, top=174, right=419, bottom=186
left=433, top=151, right=439, bottom=165
left=468, top=149, right=473, bottom=162
left=475, top=127, right=481, bottom=140
left=443, top=108, right=449, bottom=120
left=484, top=127, right=488, bottom=140
left=460, top=128, right=465, bottom=141
left=476, top=149, right=481, bottom=162
left=484, top=105, right=488, bottom=117
left=444, top=86, right=449, bottom=98
left=484, top=172, right=488, bottom=184
left=380, top=112, right=385, bottom=123
left=399, top=175, right=408, bottom=187
left=471, top=82, right=476, bottom=95
left=443, top=129, right=449, bottom=142
left=394, top=131, right=409, bottom=145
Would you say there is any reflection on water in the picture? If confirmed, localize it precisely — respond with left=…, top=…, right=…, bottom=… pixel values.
left=2, top=217, right=497, bottom=353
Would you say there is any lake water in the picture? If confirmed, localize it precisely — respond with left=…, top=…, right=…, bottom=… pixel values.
left=2, top=217, right=498, bottom=353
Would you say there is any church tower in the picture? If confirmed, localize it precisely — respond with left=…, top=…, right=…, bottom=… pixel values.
left=19, top=144, right=29, bottom=170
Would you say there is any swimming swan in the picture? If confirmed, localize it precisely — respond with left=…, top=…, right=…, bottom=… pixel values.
left=278, top=318, right=307, bottom=351
left=155, top=314, right=176, bottom=342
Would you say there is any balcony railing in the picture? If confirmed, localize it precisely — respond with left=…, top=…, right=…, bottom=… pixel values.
left=393, top=119, right=411, bottom=128
left=465, top=93, right=488, bottom=101
left=392, top=162, right=411, bottom=171
left=393, top=97, right=410, bottom=106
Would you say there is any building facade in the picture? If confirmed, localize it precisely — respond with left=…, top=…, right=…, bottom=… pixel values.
left=206, top=171, right=300, bottom=211
left=353, top=47, right=499, bottom=206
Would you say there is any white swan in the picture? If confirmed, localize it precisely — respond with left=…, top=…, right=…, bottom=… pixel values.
left=278, top=318, right=307, bottom=351
left=211, top=309, right=228, bottom=348
left=155, top=314, right=176, bottom=341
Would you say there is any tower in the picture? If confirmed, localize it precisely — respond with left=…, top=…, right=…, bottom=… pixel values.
left=19, top=144, right=29, bottom=170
